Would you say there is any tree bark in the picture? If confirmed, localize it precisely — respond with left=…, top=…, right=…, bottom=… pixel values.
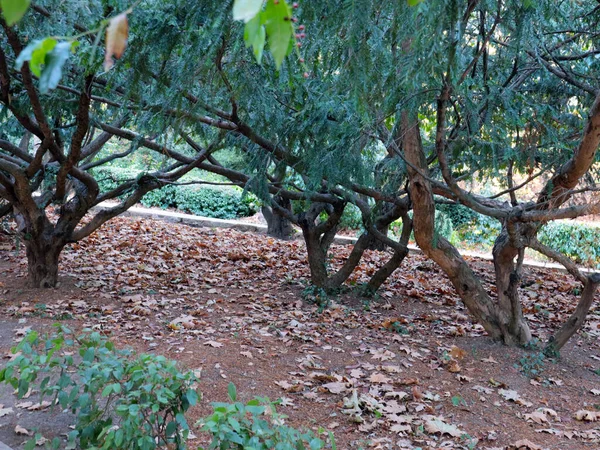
left=24, top=236, right=64, bottom=288
left=403, top=111, right=505, bottom=342
left=366, top=211, right=412, bottom=293
left=492, top=228, right=532, bottom=345
left=545, top=273, right=600, bottom=355
left=261, top=195, right=294, bottom=240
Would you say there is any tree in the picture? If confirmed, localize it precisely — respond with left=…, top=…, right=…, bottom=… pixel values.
left=0, top=1, right=221, bottom=287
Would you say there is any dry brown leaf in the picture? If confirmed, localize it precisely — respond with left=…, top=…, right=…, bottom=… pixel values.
left=510, top=439, right=542, bottom=450
left=447, top=360, right=461, bottom=373
left=574, top=409, right=600, bottom=422
left=369, top=372, right=392, bottom=384
left=449, top=345, right=467, bottom=360
left=321, top=382, right=348, bottom=394
left=15, top=425, right=31, bottom=436
left=104, top=13, right=129, bottom=71
left=423, top=416, right=463, bottom=437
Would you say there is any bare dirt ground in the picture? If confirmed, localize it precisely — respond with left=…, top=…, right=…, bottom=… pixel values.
left=1, top=216, right=600, bottom=449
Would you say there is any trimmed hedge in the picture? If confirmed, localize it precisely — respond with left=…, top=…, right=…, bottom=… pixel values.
left=92, top=167, right=257, bottom=219
left=141, top=184, right=257, bottom=219
left=539, top=221, right=600, bottom=267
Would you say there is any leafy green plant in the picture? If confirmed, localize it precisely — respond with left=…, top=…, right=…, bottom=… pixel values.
left=199, top=382, right=330, bottom=450
left=301, top=285, right=330, bottom=309
left=0, top=326, right=199, bottom=450
left=92, top=167, right=258, bottom=219
left=539, top=222, right=600, bottom=267
left=515, top=351, right=546, bottom=378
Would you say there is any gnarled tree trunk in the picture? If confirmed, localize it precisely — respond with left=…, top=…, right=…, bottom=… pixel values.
left=262, top=195, right=294, bottom=240
left=402, top=111, right=507, bottom=342
left=492, top=227, right=532, bottom=345
left=25, top=237, right=64, bottom=288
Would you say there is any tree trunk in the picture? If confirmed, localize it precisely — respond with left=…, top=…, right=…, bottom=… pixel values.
left=367, top=202, right=394, bottom=251
left=492, top=229, right=532, bottom=345
left=262, top=195, right=294, bottom=240
left=24, top=237, right=64, bottom=288
left=402, top=111, right=505, bottom=342
left=302, top=226, right=329, bottom=288
left=545, top=273, right=600, bottom=355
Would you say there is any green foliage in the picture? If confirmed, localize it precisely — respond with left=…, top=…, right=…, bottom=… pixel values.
left=0, top=326, right=199, bottom=450
left=234, top=0, right=295, bottom=68
left=454, top=214, right=501, bottom=249
left=15, top=38, right=78, bottom=94
left=391, top=210, right=454, bottom=242
left=515, top=351, right=546, bottom=378
left=0, top=0, right=30, bottom=25
left=141, top=185, right=257, bottom=219
left=339, top=203, right=363, bottom=230
left=93, top=167, right=258, bottom=219
left=199, top=382, right=328, bottom=450
left=301, top=285, right=329, bottom=308
left=538, top=222, right=600, bottom=267
left=436, top=203, right=478, bottom=229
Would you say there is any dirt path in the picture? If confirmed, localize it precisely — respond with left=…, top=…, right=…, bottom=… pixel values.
left=1, top=216, right=600, bottom=449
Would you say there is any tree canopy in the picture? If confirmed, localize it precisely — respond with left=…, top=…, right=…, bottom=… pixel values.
left=2, top=0, right=600, bottom=351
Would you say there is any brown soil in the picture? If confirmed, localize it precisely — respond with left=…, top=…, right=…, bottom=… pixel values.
left=1, top=216, right=599, bottom=450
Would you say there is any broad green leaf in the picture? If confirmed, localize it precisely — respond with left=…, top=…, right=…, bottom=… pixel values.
left=407, top=0, right=425, bottom=5
left=233, top=0, right=264, bottom=22
left=263, top=0, right=293, bottom=69
left=114, top=429, right=124, bottom=447
left=15, top=38, right=56, bottom=77
left=244, top=15, right=266, bottom=64
left=39, top=41, right=72, bottom=94
left=228, top=382, right=237, bottom=401
left=0, top=0, right=30, bottom=26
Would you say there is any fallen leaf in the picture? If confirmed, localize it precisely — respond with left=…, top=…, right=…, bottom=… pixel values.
left=423, top=416, right=463, bottom=437
left=104, top=13, right=129, bottom=71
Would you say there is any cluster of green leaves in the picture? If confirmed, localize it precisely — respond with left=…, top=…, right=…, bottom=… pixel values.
left=234, top=0, right=295, bottom=69
left=539, top=222, right=600, bottom=268
left=200, top=383, right=330, bottom=450
left=15, top=38, right=79, bottom=94
left=0, top=326, right=199, bottom=450
left=141, top=184, right=258, bottom=220
left=0, top=0, right=30, bottom=25
left=92, top=167, right=258, bottom=219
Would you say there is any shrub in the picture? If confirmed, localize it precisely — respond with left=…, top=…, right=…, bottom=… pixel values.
left=92, top=167, right=258, bottom=219
left=0, top=326, right=199, bottom=450
left=454, top=213, right=501, bottom=248
left=391, top=210, right=454, bottom=242
left=92, top=167, right=139, bottom=194
left=538, top=222, right=600, bottom=267
left=435, top=202, right=478, bottom=228
left=199, top=383, right=329, bottom=450
left=339, top=203, right=363, bottom=230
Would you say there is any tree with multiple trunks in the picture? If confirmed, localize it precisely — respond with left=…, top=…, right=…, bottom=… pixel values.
left=0, top=0, right=228, bottom=287
left=3, top=0, right=600, bottom=353
left=134, top=0, right=600, bottom=351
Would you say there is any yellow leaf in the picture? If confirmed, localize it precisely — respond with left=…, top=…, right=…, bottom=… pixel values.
left=104, top=13, right=128, bottom=71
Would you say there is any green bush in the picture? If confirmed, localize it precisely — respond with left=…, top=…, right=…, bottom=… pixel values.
left=0, top=326, right=199, bottom=450
left=141, top=184, right=257, bottom=219
left=454, top=213, right=501, bottom=248
left=435, top=202, right=478, bottom=228
left=339, top=203, right=363, bottom=230
left=200, top=383, right=330, bottom=450
left=539, top=222, right=600, bottom=267
left=92, top=167, right=139, bottom=194
left=92, top=167, right=258, bottom=219
left=391, top=210, right=454, bottom=242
